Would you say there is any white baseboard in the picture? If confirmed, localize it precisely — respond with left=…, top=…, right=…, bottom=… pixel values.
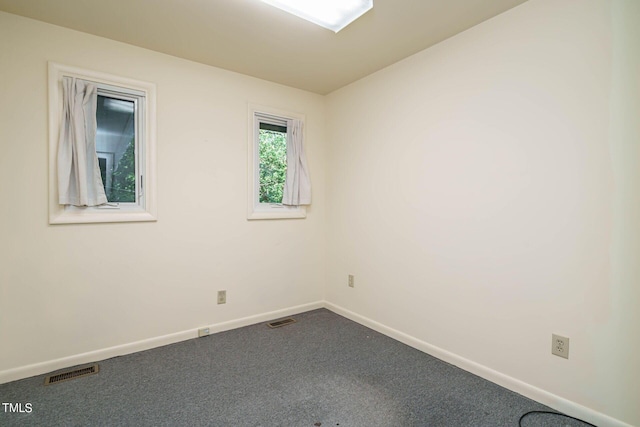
left=0, top=301, right=323, bottom=385
left=324, top=302, right=633, bottom=427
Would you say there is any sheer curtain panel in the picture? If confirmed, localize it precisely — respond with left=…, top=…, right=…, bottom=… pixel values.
left=57, top=77, right=107, bottom=206
left=282, top=119, right=311, bottom=206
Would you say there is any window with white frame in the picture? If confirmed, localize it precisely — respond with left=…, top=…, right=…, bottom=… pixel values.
left=247, top=104, right=310, bottom=220
left=48, top=62, right=156, bottom=224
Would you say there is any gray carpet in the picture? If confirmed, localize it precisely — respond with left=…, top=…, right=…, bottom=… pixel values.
left=0, top=309, right=592, bottom=426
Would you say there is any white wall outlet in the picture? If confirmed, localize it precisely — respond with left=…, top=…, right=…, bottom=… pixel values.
left=552, top=334, right=569, bottom=359
left=198, top=327, right=210, bottom=337
left=217, top=290, right=226, bottom=304
left=348, top=274, right=355, bottom=288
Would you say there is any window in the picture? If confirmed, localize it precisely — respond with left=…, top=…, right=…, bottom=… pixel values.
left=96, top=88, right=141, bottom=204
left=258, top=116, right=288, bottom=204
left=248, top=104, right=308, bottom=220
left=48, top=63, right=156, bottom=224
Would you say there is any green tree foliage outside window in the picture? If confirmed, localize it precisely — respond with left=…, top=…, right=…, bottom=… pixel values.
left=259, top=129, right=287, bottom=203
left=109, top=139, right=136, bottom=203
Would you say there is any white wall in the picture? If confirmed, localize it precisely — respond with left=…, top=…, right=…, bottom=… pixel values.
left=325, top=0, right=639, bottom=426
left=0, top=11, right=325, bottom=376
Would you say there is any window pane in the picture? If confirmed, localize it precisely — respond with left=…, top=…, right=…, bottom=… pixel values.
left=96, top=95, right=136, bottom=203
left=259, top=128, right=287, bottom=204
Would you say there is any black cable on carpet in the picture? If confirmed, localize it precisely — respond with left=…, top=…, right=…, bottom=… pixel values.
left=519, top=410, right=597, bottom=426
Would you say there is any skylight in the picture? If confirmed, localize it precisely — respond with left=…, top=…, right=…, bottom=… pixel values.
left=261, top=0, right=373, bottom=33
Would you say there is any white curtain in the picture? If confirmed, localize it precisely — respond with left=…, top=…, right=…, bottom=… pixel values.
left=282, top=119, right=311, bottom=206
left=57, top=77, right=107, bottom=206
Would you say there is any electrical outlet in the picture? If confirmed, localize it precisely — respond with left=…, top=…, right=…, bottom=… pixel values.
left=348, top=275, right=354, bottom=288
left=217, top=290, right=226, bottom=304
left=198, top=327, right=210, bottom=337
left=552, top=334, right=569, bottom=359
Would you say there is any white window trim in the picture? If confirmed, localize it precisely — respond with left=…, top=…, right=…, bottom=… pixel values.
left=48, top=62, right=157, bottom=224
left=247, top=103, right=306, bottom=220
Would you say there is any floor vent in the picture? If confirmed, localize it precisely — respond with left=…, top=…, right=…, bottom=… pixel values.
left=267, top=317, right=296, bottom=328
left=44, top=364, right=99, bottom=385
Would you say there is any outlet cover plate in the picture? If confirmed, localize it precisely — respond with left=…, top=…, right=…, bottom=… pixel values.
left=217, top=290, right=226, bottom=304
left=348, top=275, right=354, bottom=288
left=552, top=334, right=569, bottom=359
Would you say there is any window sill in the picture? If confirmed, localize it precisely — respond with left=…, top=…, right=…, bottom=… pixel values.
left=49, top=204, right=157, bottom=224
left=247, top=204, right=306, bottom=220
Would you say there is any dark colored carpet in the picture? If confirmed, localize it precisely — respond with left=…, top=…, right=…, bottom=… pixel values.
left=0, top=309, right=592, bottom=426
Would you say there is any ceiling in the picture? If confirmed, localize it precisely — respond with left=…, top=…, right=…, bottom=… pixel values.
left=0, top=0, right=528, bottom=94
